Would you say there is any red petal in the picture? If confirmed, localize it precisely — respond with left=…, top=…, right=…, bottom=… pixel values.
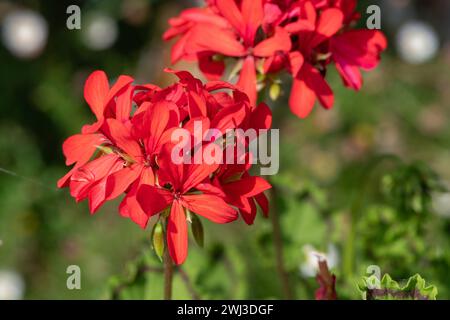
left=137, top=184, right=173, bottom=216
left=250, top=102, right=272, bottom=131
left=182, top=194, right=238, bottom=223
left=88, top=179, right=109, bottom=214
left=105, top=118, right=143, bottom=161
left=170, top=33, right=190, bottom=64
left=195, top=183, right=226, bottom=198
left=182, top=162, right=219, bottom=193
left=183, top=117, right=210, bottom=139
left=157, top=145, right=185, bottom=191
left=288, top=51, right=305, bottom=76
left=115, top=84, right=134, bottom=122
left=300, top=1, right=317, bottom=24
left=62, top=133, right=107, bottom=166
left=239, top=198, right=257, bottom=225
left=284, top=20, right=315, bottom=33
left=119, top=190, right=149, bottom=229
left=84, top=71, right=109, bottom=120
left=311, top=8, right=344, bottom=48
left=167, top=201, right=188, bottom=265
left=81, top=121, right=103, bottom=135
left=236, top=56, right=257, bottom=106
left=210, top=100, right=248, bottom=133
left=146, top=101, right=180, bottom=154
left=224, top=176, right=271, bottom=198
left=241, top=0, right=263, bottom=44
left=119, top=167, right=155, bottom=228
left=253, top=27, right=291, bottom=57
left=86, top=159, right=124, bottom=213
left=289, top=63, right=334, bottom=118
left=216, top=0, right=245, bottom=36
left=335, top=62, right=363, bottom=90
left=105, top=164, right=143, bottom=201
left=289, top=77, right=316, bottom=119
left=131, top=101, right=178, bottom=143
left=69, top=154, right=121, bottom=201
left=255, top=192, right=269, bottom=217
left=58, top=166, right=77, bottom=188
left=205, top=81, right=238, bottom=92
left=179, top=8, right=229, bottom=27
left=119, top=188, right=149, bottom=229
left=188, top=91, right=208, bottom=118
left=331, top=30, right=387, bottom=70
left=188, top=24, right=246, bottom=57
left=107, top=75, right=134, bottom=103
left=140, top=165, right=156, bottom=185
left=198, top=52, right=226, bottom=81
left=263, top=3, right=282, bottom=26
left=163, top=23, right=187, bottom=41
left=304, top=63, right=334, bottom=110
left=335, top=0, right=358, bottom=23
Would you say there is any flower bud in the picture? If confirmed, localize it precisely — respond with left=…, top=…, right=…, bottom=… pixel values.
left=151, top=220, right=165, bottom=262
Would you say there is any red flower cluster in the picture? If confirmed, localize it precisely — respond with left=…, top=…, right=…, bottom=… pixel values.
left=58, top=69, right=272, bottom=264
left=164, top=0, right=387, bottom=118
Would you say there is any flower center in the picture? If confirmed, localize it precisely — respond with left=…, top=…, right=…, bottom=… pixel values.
left=173, top=192, right=182, bottom=200
left=144, top=152, right=158, bottom=168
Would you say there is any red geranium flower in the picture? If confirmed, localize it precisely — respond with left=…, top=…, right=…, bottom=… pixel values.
left=57, top=71, right=134, bottom=188
left=59, top=69, right=272, bottom=264
left=137, top=146, right=239, bottom=265
left=164, top=0, right=292, bottom=105
left=164, top=0, right=387, bottom=119
left=214, top=159, right=271, bottom=225
left=329, top=0, right=387, bottom=90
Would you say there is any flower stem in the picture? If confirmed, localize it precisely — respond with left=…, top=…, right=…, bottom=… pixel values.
left=266, top=101, right=294, bottom=299
left=270, top=185, right=294, bottom=299
left=163, top=249, right=173, bottom=300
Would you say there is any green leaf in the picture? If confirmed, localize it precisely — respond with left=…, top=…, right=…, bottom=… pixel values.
left=191, top=214, right=204, bottom=248
left=358, top=273, right=438, bottom=300
left=152, top=221, right=165, bottom=262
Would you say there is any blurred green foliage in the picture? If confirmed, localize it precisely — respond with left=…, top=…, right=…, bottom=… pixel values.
left=0, top=0, right=449, bottom=300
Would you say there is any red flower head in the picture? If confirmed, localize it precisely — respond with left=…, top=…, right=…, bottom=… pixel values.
left=164, top=0, right=292, bottom=106
left=59, top=69, right=272, bottom=265
left=164, top=0, right=387, bottom=119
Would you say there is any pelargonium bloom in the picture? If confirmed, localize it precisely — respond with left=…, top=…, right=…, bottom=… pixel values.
left=59, top=69, right=272, bottom=264
left=164, top=0, right=387, bottom=119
